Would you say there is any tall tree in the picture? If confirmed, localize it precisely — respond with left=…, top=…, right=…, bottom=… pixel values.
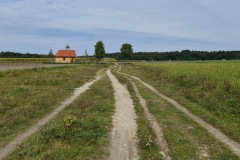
left=48, top=49, right=54, bottom=58
left=94, top=41, right=105, bottom=61
left=84, top=49, right=88, bottom=57
left=120, top=43, right=133, bottom=60
left=84, top=49, right=89, bottom=64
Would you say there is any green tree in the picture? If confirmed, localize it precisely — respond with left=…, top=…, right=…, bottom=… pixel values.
left=48, top=49, right=54, bottom=63
left=94, top=41, right=105, bottom=61
left=84, top=49, right=88, bottom=57
left=48, top=49, right=54, bottom=58
left=84, top=49, right=89, bottom=64
left=120, top=43, right=133, bottom=60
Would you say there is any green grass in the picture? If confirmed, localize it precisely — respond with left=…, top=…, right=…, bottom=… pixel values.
left=6, top=72, right=115, bottom=159
left=0, top=58, right=50, bottom=63
left=132, top=79, right=239, bottom=159
left=0, top=57, right=116, bottom=64
left=121, top=61, right=240, bottom=143
left=112, top=71, right=163, bottom=160
left=0, top=64, right=103, bottom=148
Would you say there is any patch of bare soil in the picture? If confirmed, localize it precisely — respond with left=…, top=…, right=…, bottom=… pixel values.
left=0, top=72, right=102, bottom=160
left=106, top=69, right=138, bottom=160
left=198, top=145, right=210, bottom=160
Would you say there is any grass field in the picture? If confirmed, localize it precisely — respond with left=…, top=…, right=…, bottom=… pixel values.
left=132, top=78, right=238, bottom=159
left=121, top=60, right=240, bottom=143
left=6, top=72, right=115, bottom=159
left=1, top=60, right=240, bottom=159
left=0, top=58, right=51, bottom=63
left=0, top=64, right=105, bottom=148
left=0, top=57, right=116, bottom=64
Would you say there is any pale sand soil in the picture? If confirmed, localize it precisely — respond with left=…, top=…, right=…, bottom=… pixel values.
left=116, top=65, right=171, bottom=159
left=129, top=78, right=172, bottom=160
left=106, top=69, right=139, bottom=160
left=0, top=63, right=69, bottom=70
left=0, top=71, right=102, bottom=160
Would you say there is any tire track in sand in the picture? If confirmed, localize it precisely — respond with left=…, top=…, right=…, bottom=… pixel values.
left=0, top=71, right=102, bottom=160
left=116, top=65, right=171, bottom=159
left=106, top=69, right=138, bottom=160
left=128, top=78, right=172, bottom=160
left=120, top=71, right=240, bottom=157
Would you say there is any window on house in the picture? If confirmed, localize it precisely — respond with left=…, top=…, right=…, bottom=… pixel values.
left=63, top=57, right=65, bottom=61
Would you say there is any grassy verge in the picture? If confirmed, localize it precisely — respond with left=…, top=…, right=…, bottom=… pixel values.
left=121, top=61, right=240, bottom=143
left=132, top=78, right=239, bottom=159
left=112, top=70, right=163, bottom=160
left=6, top=72, right=114, bottom=159
left=0, top=64, right=103, bottom=148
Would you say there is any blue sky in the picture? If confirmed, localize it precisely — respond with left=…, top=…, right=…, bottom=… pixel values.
left=0, top=0, right=240, bottom=56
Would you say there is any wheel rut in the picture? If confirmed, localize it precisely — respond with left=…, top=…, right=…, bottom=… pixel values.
left=128, top=78, right=172, bottom=160
left=120, top=70, right=240, bottom=157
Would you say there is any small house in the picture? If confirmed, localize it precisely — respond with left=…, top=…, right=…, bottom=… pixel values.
left=55, top=45, right=76, bottom=63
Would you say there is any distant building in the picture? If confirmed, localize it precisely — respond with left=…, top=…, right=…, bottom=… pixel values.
left=55, top=45, right=76, bottom=63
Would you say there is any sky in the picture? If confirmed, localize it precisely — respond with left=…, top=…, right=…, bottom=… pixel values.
left=0, top=0, right=240, bottom=56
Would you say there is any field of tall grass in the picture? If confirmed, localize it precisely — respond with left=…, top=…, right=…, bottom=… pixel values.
left=122, top=60, right=240, bottom=143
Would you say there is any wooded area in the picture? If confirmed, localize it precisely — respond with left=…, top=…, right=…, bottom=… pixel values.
left=0, top=51, right=50, bottom=58
left=1, top=50, right=240, bottom=61
left=106, top=50, right=240, bottom=61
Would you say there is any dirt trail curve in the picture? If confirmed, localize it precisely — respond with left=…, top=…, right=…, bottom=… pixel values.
left=120, top=71, right=240, bottom=157
left=0, top=71, right=102, bottom=160
left=106, top=69, right=138, bottom=160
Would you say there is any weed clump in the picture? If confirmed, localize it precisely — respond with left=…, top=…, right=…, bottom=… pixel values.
left=63, top=115, right=77, bottom=128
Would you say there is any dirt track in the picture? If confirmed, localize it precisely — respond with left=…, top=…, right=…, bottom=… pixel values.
left=129, top=78, right=172, bottom=160
left=107, top=69, right=138, bottom=160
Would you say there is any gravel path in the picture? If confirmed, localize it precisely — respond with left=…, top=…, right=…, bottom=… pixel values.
left=0, top=72, right=102, bottom=160
left=124, top=73, right=240, bottom=157
left=106, top=69, right=138, bottom=160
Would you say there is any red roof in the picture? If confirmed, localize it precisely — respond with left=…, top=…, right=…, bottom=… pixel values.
left=55, top=50, right=76, bottom=58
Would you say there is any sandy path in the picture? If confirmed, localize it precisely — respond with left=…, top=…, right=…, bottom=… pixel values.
left=0, top=72, right=102, bottom=160
left=127, top=77, right=171, bottom=160
left=121, top=72, right=240, bottom=157
left=106, top=69, right=138, bottom=160
left=117, top=65, right=171, bottom=159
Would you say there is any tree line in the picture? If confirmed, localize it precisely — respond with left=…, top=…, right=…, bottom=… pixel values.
left=0, top=51, right=50, bottom=58
left=2, top=43, right=240, bottom=61
left=105, top=50, right=240, bottom=61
